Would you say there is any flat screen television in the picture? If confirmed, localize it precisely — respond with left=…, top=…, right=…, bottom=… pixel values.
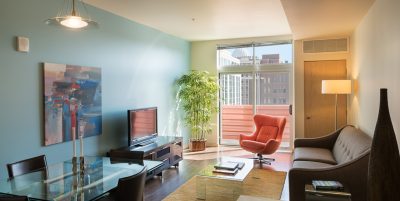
left=128, top=107, right=157, bottom=146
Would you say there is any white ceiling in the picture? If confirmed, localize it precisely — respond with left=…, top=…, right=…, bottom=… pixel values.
left=281, top=0, right=375, bottom=40
left=85, top=0, right=291, bottom=41
left=85, top=0, right=375, bottom=41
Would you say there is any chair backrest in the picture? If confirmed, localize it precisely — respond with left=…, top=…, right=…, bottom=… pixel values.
left=0, top=196, right=29, bottom=201
left=115, top=167, right=147, bottom=201
left=7, top=155, right=47, bottom=179
left=253, top=114, right=286, bottom=143
left=332, top=126, right=372, bottom=164
left=109, top=149, right=144, bottom=165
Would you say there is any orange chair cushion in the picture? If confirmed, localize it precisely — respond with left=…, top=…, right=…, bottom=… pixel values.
left=256, top=126, right=278, bottom=143
left=241, top=140, right=267, bottom=153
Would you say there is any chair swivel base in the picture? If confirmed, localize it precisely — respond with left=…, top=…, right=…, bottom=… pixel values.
left=249, top=154, right=275, bottom=165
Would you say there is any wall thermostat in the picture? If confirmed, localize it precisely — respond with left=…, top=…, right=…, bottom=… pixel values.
left=17, top=36, right=29, bottom=52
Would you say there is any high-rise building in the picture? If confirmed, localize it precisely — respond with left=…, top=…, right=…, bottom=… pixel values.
left=220, top=74, right=242, bottom=105
left=231, top=48, right=260, bottom=65
left=260, top=54, right=280, bottom=64
left=218, top=50, right=240, bottom=67
left=256, top=72, right=289, bottom=105
left=219, top=50, right=288, bottom=106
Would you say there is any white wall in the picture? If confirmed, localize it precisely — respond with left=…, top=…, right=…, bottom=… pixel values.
left=349, top=0, right=400, bottom=148
left=191, top=35, right=292, bottom=146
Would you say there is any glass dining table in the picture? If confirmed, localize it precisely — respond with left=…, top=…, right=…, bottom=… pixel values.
left=0, top=156, right=163, bottom=201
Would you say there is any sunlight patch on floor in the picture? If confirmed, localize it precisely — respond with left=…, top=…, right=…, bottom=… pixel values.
left=183, top=146, right=255, bottom=160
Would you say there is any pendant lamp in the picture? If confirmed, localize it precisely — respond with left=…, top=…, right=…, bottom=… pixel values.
left=46, top=0, right=98, bottom=29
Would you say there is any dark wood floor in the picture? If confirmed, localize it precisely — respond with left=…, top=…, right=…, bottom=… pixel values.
left=144, top=152, right=292, bottom=201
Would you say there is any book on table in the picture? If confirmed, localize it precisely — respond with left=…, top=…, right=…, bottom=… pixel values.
left=212, top=167, right=238, bottom=175
left=214, top=162, right=239, bottom=170
left=214, top=161, right=246, bottom=170
left=227, top=161, right=245, bottom=169
left=312, top=180, right=344, bottom=191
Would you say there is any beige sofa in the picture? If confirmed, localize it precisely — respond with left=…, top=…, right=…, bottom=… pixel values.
left=289, top=126, right=372, bottom=201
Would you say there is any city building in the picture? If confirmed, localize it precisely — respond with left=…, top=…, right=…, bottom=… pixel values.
left=260, top=54, right=280, bottom=64
left=220, top=51, right=289, bottom=106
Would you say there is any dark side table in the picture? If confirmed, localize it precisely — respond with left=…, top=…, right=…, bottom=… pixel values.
left=305, top=184, right=351, bottom=201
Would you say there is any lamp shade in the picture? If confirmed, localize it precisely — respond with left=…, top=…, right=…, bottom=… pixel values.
left=45, top=0, right=98, bottom=29
left=322, top=80, right=352, bottom=94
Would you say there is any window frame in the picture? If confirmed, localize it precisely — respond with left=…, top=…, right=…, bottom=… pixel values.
left=217, top=41, right=294, bottom=149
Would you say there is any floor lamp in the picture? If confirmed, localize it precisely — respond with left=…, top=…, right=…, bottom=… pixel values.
left=321, top=80, right=352, bottom=130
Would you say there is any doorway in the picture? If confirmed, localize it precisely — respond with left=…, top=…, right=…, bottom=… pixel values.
left=304, top=60, right=347, bottom=138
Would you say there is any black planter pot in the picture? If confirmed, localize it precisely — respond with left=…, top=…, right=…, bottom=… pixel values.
left=367, top=88, right=400, bottom=201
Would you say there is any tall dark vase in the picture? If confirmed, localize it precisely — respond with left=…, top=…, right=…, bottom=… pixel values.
left=368, top=88, right=400, bottom=201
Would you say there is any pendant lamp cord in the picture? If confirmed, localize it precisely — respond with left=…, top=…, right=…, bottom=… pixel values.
left=72, top=0, right=76, bottom=16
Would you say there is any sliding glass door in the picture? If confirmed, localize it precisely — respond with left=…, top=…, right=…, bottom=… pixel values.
left=219, top=73, right=254, bottom=145
left=255, top=71, right=292, bottom=149
left=218, top=42, right=293, bottom=150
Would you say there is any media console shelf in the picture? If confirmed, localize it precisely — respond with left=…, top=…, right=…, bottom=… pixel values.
left=116, top=136, right=183, bottom=178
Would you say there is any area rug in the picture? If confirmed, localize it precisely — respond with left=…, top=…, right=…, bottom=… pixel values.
left=163, top=169, right=287, bottom=201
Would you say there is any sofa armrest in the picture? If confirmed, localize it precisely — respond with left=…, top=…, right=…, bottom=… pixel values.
left=289, top=150, right=370, bottom=201
left=294, top=126, right=351, bottom=149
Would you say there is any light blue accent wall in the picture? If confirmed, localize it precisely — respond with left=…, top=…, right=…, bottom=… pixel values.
left=0, top=0, right=190, bottom=178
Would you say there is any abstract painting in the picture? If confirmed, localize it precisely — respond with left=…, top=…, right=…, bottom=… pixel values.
left=44, top=63, right=102, bottom=146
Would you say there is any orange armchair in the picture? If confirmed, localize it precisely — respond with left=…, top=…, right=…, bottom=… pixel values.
left=239, top=114, right=286, bottom=165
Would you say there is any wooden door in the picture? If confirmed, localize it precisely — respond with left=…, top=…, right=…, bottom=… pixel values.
left=304, top=60, right=347, bottom=138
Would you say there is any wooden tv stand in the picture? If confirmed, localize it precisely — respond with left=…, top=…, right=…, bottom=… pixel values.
left=118, top=136, right=183, bottom=175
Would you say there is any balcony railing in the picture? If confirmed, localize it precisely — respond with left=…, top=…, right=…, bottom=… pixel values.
left=220, top=105, right=291, bottom=149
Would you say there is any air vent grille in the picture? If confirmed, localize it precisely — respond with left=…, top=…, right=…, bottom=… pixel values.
left=303, top=38, right=348, bottom=53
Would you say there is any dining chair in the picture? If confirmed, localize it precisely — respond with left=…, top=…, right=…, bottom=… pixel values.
left=6, top=155, right=47, bottom=179
left=98, top=167, right=147, bottom=201
left=0, top=195, right=29, bottom=201
left=109, top=149, right=144, bottom=165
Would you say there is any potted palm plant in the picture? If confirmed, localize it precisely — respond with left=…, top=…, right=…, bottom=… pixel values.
left=177, top=71, right=219, bottom=151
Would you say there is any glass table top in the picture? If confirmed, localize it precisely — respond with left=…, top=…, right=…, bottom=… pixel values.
left=0, top=156, right=162, bottom=201
left=197, top=157, right=254, bottom=181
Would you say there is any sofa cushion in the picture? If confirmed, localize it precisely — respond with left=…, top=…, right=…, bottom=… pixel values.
left=292, top=160, right=334, bottom=169
left=294, top=147, right=337, bottom=165
left=333, top=126, right=372, bottom=164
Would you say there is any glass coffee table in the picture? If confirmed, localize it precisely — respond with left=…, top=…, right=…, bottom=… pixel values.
left=196, top=157, right=254, bottom=201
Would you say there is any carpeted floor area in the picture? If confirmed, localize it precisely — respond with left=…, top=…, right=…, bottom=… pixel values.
left=144, top=147, right=292, bottom=201
left=163, top=169, right=287, bottom=201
